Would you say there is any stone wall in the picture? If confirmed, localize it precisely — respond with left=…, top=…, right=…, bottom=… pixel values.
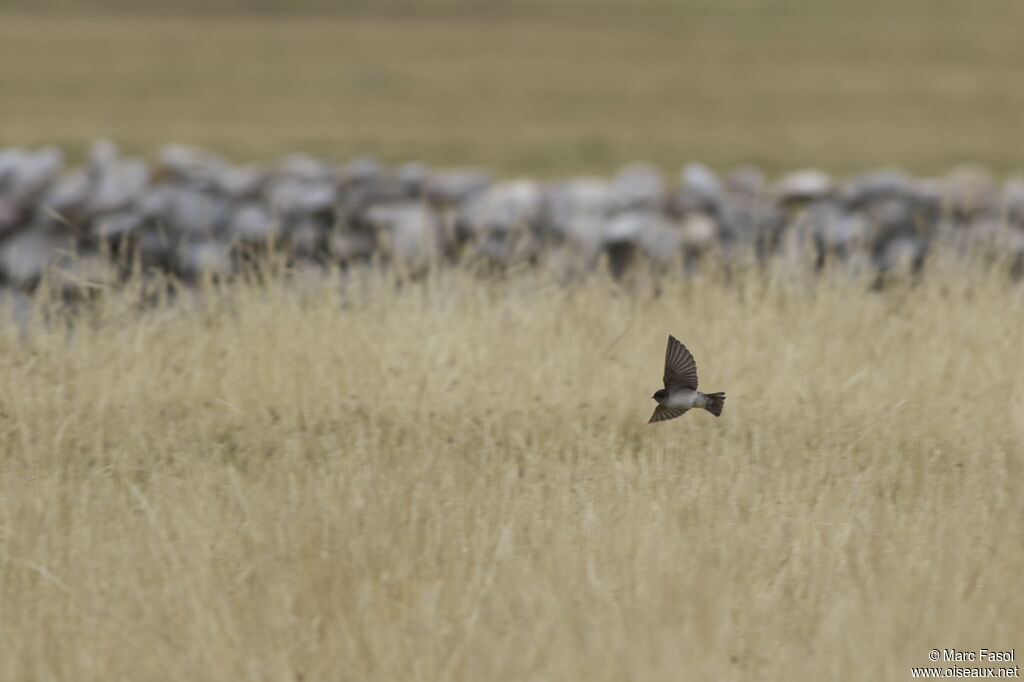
left=2, top=141, right=1023, bottom=293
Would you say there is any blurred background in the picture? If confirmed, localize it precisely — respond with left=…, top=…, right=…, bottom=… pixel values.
left=2, top=0, right=1022, bottom=176
left=3, top=5, right=1023, bottom=680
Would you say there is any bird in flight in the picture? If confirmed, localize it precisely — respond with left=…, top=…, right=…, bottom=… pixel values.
left=649, top=335, right=725, bottom=423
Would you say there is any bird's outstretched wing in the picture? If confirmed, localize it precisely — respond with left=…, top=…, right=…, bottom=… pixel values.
left=649, top=405, right=687, bottom=423
left=663, top=335, right=699, bottom=390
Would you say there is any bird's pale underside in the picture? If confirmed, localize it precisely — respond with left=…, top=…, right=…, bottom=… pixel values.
left=649, top=335, right=726, bottom=423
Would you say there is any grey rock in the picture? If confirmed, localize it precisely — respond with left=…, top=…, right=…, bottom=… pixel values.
left=44, top=170, right=91, bottom=217
left=4, top=143, right=1024, bottom=288
left=839, top=168, right=913, bottom=206
left=425, top=168, right=491, bottom=205
left=265, top=178, right=336, bottom=216
left=93, top=211, right=143, bottom=240
left=163, top=186, right=231, bottom=235
left=365, top=202, right=445, bottom=263
left=342, top=174, right=409, bottom=210
left=0, top=225, right=74, bottom=286
left=215, top=165, right=266, bottom=199
left=136, top=185, right=174, bottom=220
left=159, top=144, right=229, bottom=185
left=542, top=178, right=611, bottom=245
left=638, top=214, right=686, bottom=261
left=345, top=157, right=383, bottom=185
left=277, top=154, right=337, bottom=183
left=86, top=157, right=149, bottom=216
left=678, top=213, right=718, bottom=252
left=611, top=162, right=664, bottom=210
left=459, top=180, right=541, bottom=234
left=679, top=163, right=722, bottom=208
left=229, top=203, right=277, bottom=242
left=807, top=202, right=866, bottom=253
left=0, top=147, right=64, bottom=229
left=942, top=165, right=997, bottom=218
left=1002, top=177, right=1024, bottom=224
left=604, top=209, right=655, bottom=244
left=774, top=169, right=833, bottom=202
left=0, top=146, right=63, bottom=204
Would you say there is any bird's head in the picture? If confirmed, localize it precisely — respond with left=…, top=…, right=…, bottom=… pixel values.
left=652, top=389, right=668, bottom=401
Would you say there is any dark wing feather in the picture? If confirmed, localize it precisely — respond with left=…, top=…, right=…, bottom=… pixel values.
left=663, top=335, right=699, bottom=390
left=648, top=405, right=686, bottom=424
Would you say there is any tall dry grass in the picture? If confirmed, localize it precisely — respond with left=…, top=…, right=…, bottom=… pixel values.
left=0, top=262, right=1022, bottom=681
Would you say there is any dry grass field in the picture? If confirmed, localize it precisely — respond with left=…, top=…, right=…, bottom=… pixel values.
left=2, top=0, right=1024, bottom=174
left=0, top=261, right=1022, bottom=681
left=2, top=1, right=1023, bottom=679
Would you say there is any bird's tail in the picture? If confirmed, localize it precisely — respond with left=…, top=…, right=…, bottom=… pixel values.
left=703, top=392, right=726, bottom=417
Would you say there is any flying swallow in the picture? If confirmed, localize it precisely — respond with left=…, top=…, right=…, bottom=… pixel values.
left=649, top=335, right=725, bottom=423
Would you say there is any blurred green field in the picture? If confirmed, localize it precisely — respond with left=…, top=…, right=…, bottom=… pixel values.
left=2, top=0, right=1023, bottom=175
